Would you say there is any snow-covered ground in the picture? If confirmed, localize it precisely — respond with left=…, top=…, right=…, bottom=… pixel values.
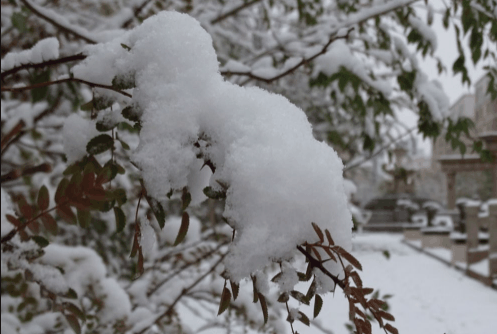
left=300, top=233, right=497, bottom=334
left=185, top=233, right=497, bottom=334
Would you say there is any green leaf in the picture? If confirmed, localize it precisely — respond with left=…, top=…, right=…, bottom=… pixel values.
left=383, top=250, right=391, bottom=259
left=217, top=286, right=231, bottom=316
left=31, top=236, right=49, bottom=248
left=64, top=313, right=81, bottom=334
left=113, top=207, right=126, bottom=233
left=112, top=73, right=136, bottom=90
left=203, top=186, right=226, bottom=200
left=314, top=294, right=323, bottom=318
left=80, top=100, right=93, bottom=111
left=30, top=70, right=51, bottom=103
left=121, top=106, right=141, bottom=122
left=77, top=209, right=91, bottom=228
left=173, top=212, right=189, bottom=246
left=65, top=288, right=78, bottom=299
left=442, top=8, right=450, bottom=29
left=121, top=43, right=131, bottom=51
left=96, top=120, right=118, bottom=132
left=112, top=188, right=127, bottom=206
left=86, top=134, right=114, bottom=155
left=37, top=185, right=49, bottom=211
left=11, top=12, right=27, bottom=33
left=118, top=138, right=130, bottom=150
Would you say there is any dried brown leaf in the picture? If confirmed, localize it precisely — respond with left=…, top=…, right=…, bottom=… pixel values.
left=384, top=323, right=399, bottom=334
left=217, top=286, right=231, bottom=316
left=311, top=222, right=324, bottom=243
left=325, top=229, right=334, bottom=245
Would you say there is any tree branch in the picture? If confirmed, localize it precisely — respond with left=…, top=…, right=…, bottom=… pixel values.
left=1, top=93, right=62, bottom=157
left=1, top=54, right=87, bottom=80
left=1, top=77, right=132, bottom=98
left=0, top=163, right=52, bottom=184
left=136, top=254, right=226, bottom=334
left=20, top=0, right=97, bottom=44
left=210, top=0, right=262, bottom=25
left=0, top=197, right=64, bottom=244
left=221, top=0, right=418, bottom=84
left=343, top=127, right=416, bottom=172
left=296, top=245, right=345, bottom=289
left=146, top=241, right=228, bottom=297
left=221, top=28, right=354, bottom=84
left=121, top=0, right=155, bottom=28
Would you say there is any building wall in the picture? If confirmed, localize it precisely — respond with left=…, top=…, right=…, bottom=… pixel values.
left=426, top=75, right=497, bottom=203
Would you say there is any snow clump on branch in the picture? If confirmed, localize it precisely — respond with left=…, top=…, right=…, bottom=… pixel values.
left=72, top=11, right=352, bottom=283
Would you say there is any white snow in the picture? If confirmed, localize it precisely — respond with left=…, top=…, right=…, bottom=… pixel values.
left=408, top=15, right=438, bottom=52
left=1, top=38, right=59, bottom=72
left=300, top=233, right=497, bottom=334
left=159, top=215, right=201, bottom=245
left=312, top=40, right=392, bottom=96
left=415, top=73, right=450, bottom=121
left=72, top=12, right=353, bottom=282
left=1, top=188, right=16, bottom=238
left=62, top=113, right=99, bottom=164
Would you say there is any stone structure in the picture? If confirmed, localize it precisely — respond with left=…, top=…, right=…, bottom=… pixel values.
left=403, top=200, right=497, bottom=286
left=432, top=75, right=497, bottom=209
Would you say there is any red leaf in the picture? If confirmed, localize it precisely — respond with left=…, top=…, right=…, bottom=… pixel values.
left=57, top=205, right=76, bottom=225
left=37, top=185, right=49, bottom=211
left=41, top=213, right=58, bottom=235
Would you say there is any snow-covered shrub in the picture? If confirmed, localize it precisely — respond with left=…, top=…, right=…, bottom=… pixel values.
left=2, top=1, right=495, bottom=333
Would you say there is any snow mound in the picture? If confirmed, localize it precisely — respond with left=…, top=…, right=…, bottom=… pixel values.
left=72, top=11, right=352, bottom=282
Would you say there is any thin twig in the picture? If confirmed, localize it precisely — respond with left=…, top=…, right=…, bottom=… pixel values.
left=210, top=0, right=262, bottom=25
left=1, top=77, right=132, bottom=98
left=1, top=93, right=62, bottom=157
left=343, top=127, right=416, bottom=172
left=221, top=28, right=354, bottom=84
left=1, top=54, right=87, bottom=79
left=121, top=0, right=155, bottom=28
left=296, top=245, right=345, bottom=289
left=146, top=241, right=228, bottom=297
left=136, top=254, right=226, bottom=334
left=20, top=0, right=97, bottom=44
left=0, top=199, right=66, bottom=244
left=0, top=163, right=52, bottom=184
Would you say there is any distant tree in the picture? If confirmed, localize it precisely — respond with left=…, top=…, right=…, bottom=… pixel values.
left=1, top=1, right=495, bottom=334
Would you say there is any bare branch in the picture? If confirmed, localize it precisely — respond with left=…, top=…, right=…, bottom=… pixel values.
left=0, top=163, right=52, bottom=184
left=210, top=0, right=262, bottom=25
left=344, top=127, right=416, bottom=172
left=121, top=0, right=155, bottom=28
left=221, top=28, right=354, bottom=84
left=20, top=0, right=97, bottom=44
left=1, top=77, right=132, bottom=98
left=136, top=254, right=226, bottom=334
left=296, top=245, right=345, bottom=289
left=1, top=93, right=63, bottom=157
left=1, top=54, right=87, bottom=79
